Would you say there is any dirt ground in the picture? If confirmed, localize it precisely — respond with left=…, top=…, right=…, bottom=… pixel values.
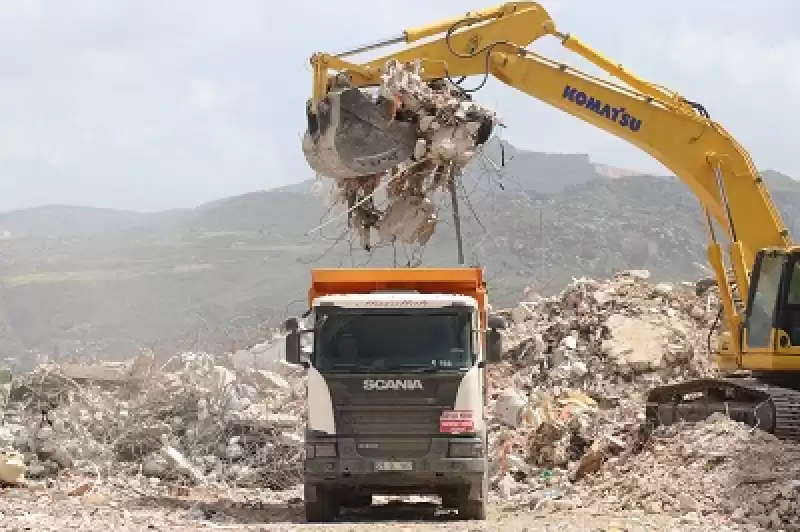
left=0, top=483, right=749, bottom=532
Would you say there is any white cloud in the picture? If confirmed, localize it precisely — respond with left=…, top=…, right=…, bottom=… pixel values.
left=0, top=0, right=41, bottom=19
left=186, top=79, right=229, bottom=112
left=110, top=124, right=161, bottom=152
left=0, top=132, right=36, bottom=160
left=666, top=25, right=800, bottom=92
left=0, top=0, right=797, bottom=212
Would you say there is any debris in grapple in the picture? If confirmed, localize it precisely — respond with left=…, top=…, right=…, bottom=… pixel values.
left=303, top=59, right=500, bottom=251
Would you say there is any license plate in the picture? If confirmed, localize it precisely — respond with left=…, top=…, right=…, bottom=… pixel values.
left=440, top=409, right=475, bottom=434
left=374, top=461, right=412, bottom=472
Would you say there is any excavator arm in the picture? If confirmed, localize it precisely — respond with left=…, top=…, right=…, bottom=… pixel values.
left=305, top=2, right=800, bottom=442
left=306, top=2, right=793, bottom=363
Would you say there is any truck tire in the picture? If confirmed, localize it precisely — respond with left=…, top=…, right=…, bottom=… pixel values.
left=341, top=494, right=372, bottom=508
left=304, top=484, right=339, bottom=522
left=456, top=475, right=488, bottom=520
left=458, top=496, right=487, bottom=520
left=440, top=493, right=459, bottom=509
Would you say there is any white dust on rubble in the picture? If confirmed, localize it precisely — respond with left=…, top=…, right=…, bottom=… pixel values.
left=5, top=270, right=799, bottom=529
left=487, top=269, right=721, bottom=463
left=0, top=344, right=306, bottom=490
left=485, top=269, right=800, bottom=528
left=312, top=59, right=499, bottom=254
left=587, top=414, right=800, bottom=529
left=483, top=271, right=741, bottom=516
left=500, top=269, right=719, bottom=383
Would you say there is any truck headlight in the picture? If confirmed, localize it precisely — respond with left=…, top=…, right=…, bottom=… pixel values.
left=449, top=441, right=484, bottom=458
left=314, top=443, right=337, bottom=457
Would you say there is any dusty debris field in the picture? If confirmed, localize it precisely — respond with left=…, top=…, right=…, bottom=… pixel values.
left=2, top=271, right=800, bottom=531
left=0, top=484, right=746, bottom=531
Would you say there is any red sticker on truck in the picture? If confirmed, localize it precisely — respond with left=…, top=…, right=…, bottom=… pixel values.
left=440, top=410, right=475, bottom=433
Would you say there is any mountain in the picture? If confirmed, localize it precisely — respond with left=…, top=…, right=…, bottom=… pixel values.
left=459, top=140, right=654, bottom=194
left=0, top=141, right=797, bottom=366
left=0, top=205, right=147, bottom=238
left=0, top=204, right=194, bottom=239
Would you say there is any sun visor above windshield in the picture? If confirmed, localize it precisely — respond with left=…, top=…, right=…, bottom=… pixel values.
left=313, top=293, right=478, bottom=309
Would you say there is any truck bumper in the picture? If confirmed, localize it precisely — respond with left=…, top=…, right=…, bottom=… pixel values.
left=303, top=457, right=486, bottom=497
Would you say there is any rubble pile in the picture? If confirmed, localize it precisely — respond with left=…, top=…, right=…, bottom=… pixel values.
left=3, top=269, right=773, bottom=529
left=0, top=348, right=306, bottom=489
left=585, top=414, right=800, bottom=529
left=500, top=269, right=720, bottom=385
left=485, top=270, right=726, bottom=509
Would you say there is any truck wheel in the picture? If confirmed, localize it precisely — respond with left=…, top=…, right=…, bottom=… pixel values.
left=304, top=485, right=339, bottom=523
left=457, top=476, right=488, bottom=520
left=441, top=493, right=458, bottom=509
left=341, top=494, right=371, bottom=508
left=458, top=497, right=487, bottom=520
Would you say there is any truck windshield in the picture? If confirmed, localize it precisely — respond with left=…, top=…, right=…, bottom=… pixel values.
left=314, top=308, right=473, bottom=371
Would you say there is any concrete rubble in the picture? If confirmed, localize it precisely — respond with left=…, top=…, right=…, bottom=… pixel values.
left=0, top=345, right=306, bottom=490
left=486, top=269, right=721, bottom=471
left=480, top=270, right=800, bottom=529
left=584, top=413, right=800, bottom=529
left=3, top=270, right=800, bottom=529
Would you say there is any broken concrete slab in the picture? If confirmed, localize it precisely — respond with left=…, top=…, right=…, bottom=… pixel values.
left=0, top=449, right=25, bottom=485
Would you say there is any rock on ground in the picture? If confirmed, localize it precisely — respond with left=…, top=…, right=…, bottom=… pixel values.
left=0, top=482, right=752, bottom=531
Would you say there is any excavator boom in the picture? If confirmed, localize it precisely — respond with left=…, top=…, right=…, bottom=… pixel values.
left=304, top=2, right=800, bottom=440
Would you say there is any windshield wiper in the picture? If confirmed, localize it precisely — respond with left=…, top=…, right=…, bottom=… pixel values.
left=323, top=366, right=388, bottom=374
left=400, top=364, right=467, bottom=373
left=324, top=365, right=464, bottom=374
left=408, top=365, right=441, bottom=373
left=355, top=366, right=389, bottom=373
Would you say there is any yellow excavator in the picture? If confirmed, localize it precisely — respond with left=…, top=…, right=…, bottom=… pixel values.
left=303, top=2, right=800, bottom=439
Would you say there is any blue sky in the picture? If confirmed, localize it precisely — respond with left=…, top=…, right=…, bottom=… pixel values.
left=0, top=0, right=796, bottom=212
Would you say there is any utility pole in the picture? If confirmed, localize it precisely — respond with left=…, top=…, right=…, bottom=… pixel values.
left=448, top=166, right=465, bottom=266
left=539, top=209, right=545, bottom=284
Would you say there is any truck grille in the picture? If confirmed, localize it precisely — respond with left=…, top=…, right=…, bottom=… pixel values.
left=353, top=439, right=431, bottom=458
left=337, top=407, right=441, bottom=436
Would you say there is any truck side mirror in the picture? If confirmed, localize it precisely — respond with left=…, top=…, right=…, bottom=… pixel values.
left=487, top=315, right=507, bottom=330
left=285, top=331, right=302, bottom=365
left=485, top=314, right=506, bottom=364
left=284, top=317, right=299, bottom=333
left=284, top=316, right=303, bottom=365
left=486, top=329, right=503, bottom=363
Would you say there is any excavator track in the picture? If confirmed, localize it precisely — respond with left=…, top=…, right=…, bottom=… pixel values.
left=645, top=375, right=800, bottom=441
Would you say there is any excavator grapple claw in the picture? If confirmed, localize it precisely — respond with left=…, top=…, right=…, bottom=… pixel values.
left=302, top=88, right=417, bottom=180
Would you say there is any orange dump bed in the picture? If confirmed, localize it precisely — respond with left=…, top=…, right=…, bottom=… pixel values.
left=308, top=268, right=488, bottom=326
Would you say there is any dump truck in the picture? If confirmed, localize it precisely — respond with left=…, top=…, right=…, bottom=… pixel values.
left=283, top=267, right=506, bottom=522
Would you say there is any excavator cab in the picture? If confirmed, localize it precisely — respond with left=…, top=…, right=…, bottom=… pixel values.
left=647, top=248, right=800, bottom=439
left=744, top=249, right=800, bottom=354
left=785, top=260, right=800, bottom=346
